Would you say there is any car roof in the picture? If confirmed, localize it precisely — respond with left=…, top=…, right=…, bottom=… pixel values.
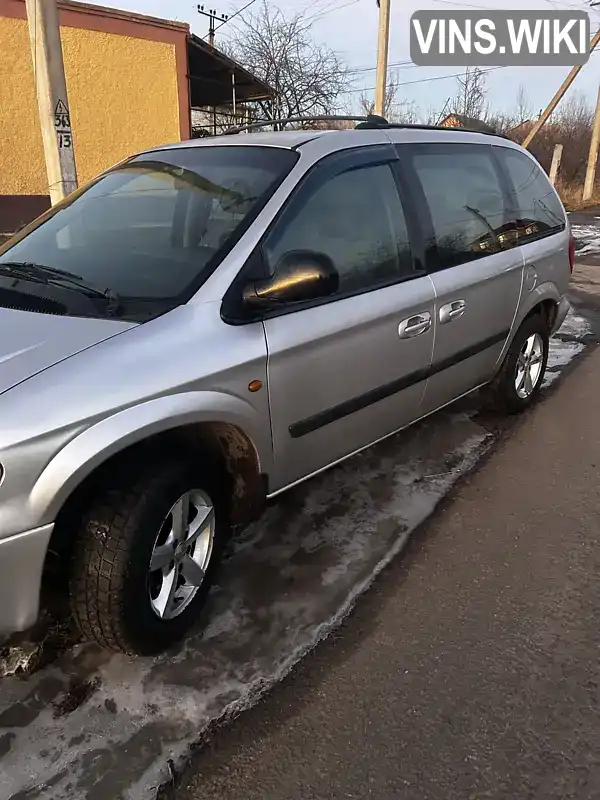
left=139, top=125, right=523, bottom=160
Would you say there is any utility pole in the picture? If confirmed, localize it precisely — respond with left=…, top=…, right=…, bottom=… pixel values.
left=197, top=5, right=228, bottom=47
left=25, top=0, right=78, bottom=205
left=522, top=27, right=600, bottom=148
left=583, top=83, right=600, bottom=201
left=374, top=0, right=391, bottom=117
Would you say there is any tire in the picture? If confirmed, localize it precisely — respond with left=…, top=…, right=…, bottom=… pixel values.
left=69, top=454, right=231, bottom=655
left=482, top=313, right=549, bottom=415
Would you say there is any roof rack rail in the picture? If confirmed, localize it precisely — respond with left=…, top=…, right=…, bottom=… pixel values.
left=222, top=114, right=507, bottom=139
left=224, top=114, right=388, bottom=135
left=376, top=122, right=507, bottom=138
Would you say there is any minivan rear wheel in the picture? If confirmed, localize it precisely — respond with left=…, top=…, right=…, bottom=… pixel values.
left=69, top=455, right=230, bottom=655
left=483, top=313, right=549, bottom=414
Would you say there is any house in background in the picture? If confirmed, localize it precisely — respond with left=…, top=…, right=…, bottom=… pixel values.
left=440, top=114, right=497, bottom=134
left=0, top=0, right=271, bottom=234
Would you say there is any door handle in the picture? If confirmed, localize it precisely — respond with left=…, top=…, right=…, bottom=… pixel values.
left=398, top=312, right=432, bottom=339
left=439, top=300, right=466, bottom=324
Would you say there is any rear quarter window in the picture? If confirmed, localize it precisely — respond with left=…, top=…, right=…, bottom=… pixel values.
left=495, top=147, right=565, bottom=243
left=407, top=143, right=511, bottom=270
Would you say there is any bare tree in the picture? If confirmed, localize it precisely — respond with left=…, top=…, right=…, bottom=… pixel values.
left=390, top=99, right=419, bottom=124
left=358, top=72, right=418, bottom=123
left=530, top=93, right=594, bottom=185
left=358, top=82, right=395, bottom=120
left=515, top=84, right=533, bottom=124
left=481, top=85, right=534, bottom=137
left=452, top=67, right=487, bottom=119
left=483, top=111, right=515, bottom=134
left=223, top=1, right=349, bottom=125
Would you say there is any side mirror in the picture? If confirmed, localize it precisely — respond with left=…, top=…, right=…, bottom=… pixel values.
left=242, top=250, right=339, bottom=310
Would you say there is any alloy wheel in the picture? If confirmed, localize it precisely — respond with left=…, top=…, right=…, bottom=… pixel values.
left=514, top=332, right=544, bottom=399
left=148, top=489, right=215, bottom=620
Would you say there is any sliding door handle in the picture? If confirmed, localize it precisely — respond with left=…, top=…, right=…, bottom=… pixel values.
left=439, top=300, right=466, bottom=324
left=398, top=312, right=432, bottom=339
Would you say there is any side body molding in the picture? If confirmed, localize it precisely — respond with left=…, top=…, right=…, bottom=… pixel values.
left=30, top=391, right=272, bottom=525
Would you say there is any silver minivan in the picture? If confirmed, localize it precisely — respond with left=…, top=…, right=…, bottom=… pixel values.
left=0, top=118, right=573, bottom=655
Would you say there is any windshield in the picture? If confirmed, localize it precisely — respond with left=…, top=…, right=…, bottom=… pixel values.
left=0, top=146, right=298, bottom=321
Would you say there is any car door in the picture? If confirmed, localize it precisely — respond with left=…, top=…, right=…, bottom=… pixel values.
left=399, top=141, right=525, bottom=416
left=261, top=145, right=436, bottom=493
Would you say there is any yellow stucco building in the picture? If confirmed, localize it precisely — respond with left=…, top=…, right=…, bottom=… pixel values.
left=0, top=0, right=270, bottom=232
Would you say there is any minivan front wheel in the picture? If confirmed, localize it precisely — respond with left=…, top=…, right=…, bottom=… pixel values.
left=69, top=456, right=229, bottom=655
left=483, top=314, right=549, bottom=414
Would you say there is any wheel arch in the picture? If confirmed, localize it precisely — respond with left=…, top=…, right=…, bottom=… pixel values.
left=36, top=392, right=270, bottom=571
left=515, top=283, right=561, bottom=333
left=495, top=284, right=560, bottom=373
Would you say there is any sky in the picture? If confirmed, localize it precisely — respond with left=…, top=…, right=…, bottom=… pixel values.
left=100, top=0, right=600, bottom=119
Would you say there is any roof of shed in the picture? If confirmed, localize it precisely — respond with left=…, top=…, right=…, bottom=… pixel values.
left=187, top=34, right=272, bottom=108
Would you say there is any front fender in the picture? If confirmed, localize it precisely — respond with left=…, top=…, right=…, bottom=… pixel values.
left=30, top=391, right=272, bottom=525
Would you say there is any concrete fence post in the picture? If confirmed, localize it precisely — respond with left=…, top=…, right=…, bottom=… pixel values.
left=549, top=143, right=563, bottom=186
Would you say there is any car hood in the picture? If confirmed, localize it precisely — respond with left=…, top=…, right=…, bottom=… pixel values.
left=0, top=307, right=136, bottom=396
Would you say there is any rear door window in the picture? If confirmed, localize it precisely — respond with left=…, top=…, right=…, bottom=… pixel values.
left=495, top=147, right=566, bottom=243
left=407, top=143, right=512, bottom=270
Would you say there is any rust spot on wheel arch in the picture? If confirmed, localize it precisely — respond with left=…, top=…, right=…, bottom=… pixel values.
left=184, top=423, right=265, bottom=527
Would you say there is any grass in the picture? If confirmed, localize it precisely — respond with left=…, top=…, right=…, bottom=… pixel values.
left=557, top=182, right=600, bottom=213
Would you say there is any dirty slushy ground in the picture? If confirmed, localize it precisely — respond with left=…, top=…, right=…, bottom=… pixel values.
left=0, top=306, right=596, bottom=800
left=176, top=320, right=600, bottom=800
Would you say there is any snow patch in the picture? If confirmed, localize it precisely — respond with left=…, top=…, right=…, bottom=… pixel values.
left=0, top=642, right=39, bottom=678
left=570, top=222, right=600, bottom=255
left=544, top=310, right=592, bottom=386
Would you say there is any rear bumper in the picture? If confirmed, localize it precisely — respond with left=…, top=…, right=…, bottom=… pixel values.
left=552, top=296, right=571, bottom=334
left=0, top=524, right=54, bottom=636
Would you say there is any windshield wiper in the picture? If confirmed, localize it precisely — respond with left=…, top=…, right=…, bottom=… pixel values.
left=0, top=261, right=83, bottom=281
left=0, top=261, right=120, bottom=312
